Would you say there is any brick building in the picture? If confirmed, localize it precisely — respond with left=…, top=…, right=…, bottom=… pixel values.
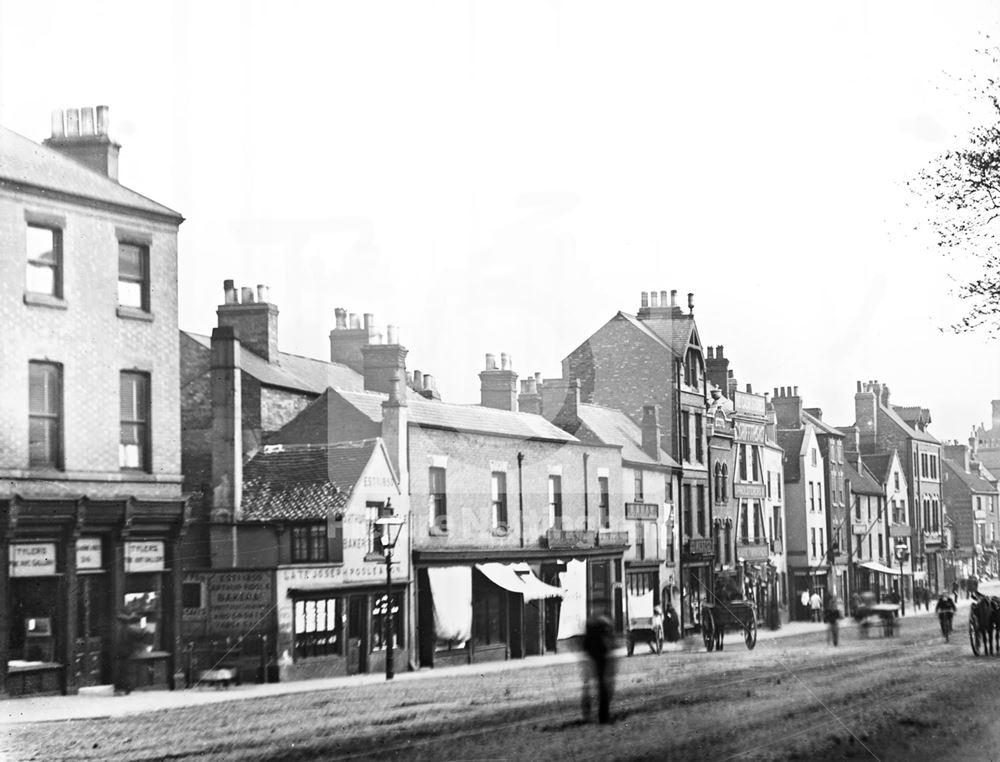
left=941, top=441, right=999, bottom=583
left=973, top=401, right=1000, bottom=479
left=558, top=290, right=711, bottom=632
left=0, top=109, right=186, bottom=696
left=852, top=380, right=944, bottom=594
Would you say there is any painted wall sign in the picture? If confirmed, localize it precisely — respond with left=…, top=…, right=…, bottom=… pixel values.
left=687, top=538, right=714, bottom=556
left=208, top=571, right=273, bottom=635
left=889, top=524, right=912, bottom=538
left=76, top=538, right=103, bottom=570
left=733, top=483, right=767, bottom=499
left=734, top=390, right=766, bottom=417
left=737, top=543, right=770, bottom=561
left=734, top=421, right=766, bottom=444
left=125, top=541, right=165, bottom=572
left=10, top=543, right=57, bottom=577
left=625, top=502, right=659, bottom=521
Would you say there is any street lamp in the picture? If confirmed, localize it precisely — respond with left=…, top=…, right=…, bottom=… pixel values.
left=894, top=542, right=909, bottom=616
left=375, top=506, right=406, bottom=681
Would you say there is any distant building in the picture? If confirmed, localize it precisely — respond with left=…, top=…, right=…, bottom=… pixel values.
left=0, top=108, right=186, bottom=696
left=973, top=401, right=1000, bottom=479
left=942, top=441, right=999, bottom=583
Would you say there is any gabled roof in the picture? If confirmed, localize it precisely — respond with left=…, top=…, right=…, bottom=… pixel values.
left=977, top=449, right=1000, bottom=476
left=776, top=429, right=806, bottom=483
left=277, top=388, right=580, bottom=444
left=0, top=125, right=182, bottom=222
left=241, top=440, right=379, bottom=521
left=942, top=458, right=997, bottom=494
left=183, top=331, right=422, bottom=399
left=844, top=459, right=882, bottom=495
left=616, top=313, right=675, bottom=355
left=880, top=404, right=939, bottom=445
left=801, top=409, right=845, bottom=438
left=858, top=453, right=894, bottom=484
left=571, top=403, right=679, bottom=468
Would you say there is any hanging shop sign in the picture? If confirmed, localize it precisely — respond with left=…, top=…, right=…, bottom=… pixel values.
left=76, top=537, right=103, bottom=570
left=125, top=541, right=165, bottom=572
left=734, top=421, right=766, bottom=444
left=734, top=391, right=766, bottom=417
left=733, top=483, right=766, bottom=499
left=10, top=543, right=57, bottom=577
left=625, top=502, right=659, bottom=521
left=687, top=538, right=715, bottom=556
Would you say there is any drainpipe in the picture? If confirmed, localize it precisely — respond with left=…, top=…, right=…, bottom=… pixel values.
left=675, top=357, right=685, bottom=634
left=583, top=452, right=590, bottom=531
left=517, top=452, right=525, bottom=549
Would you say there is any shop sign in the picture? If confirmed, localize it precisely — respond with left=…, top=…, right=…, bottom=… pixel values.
left=889, top=524, right=911, bottom=538
left=76, top=538, right=102, bottom=570
left=852, top=523, right=868, bottom=535
left=737, top=543, right=770, bottom=561
left=687, top=538, right=714, bottom=556
left=734, top=421, right=766, bottom=444
left=208, top=571, right=273, bottom=636
left=10, top=543, right=57, bottom=577
left=625, top=502, right=658, bottom=520
left=733, top=483, right=766, bottom=499
left=734, top=390, right=766, bottom=417
left=125, top=541, right=165, bottom=572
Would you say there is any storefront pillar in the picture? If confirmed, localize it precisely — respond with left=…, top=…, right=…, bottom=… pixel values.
left=62, top=508, right=82, bottom=695
left=0, top=533, right=9, bottom=698
left=110, top=535, right=126, bottom=692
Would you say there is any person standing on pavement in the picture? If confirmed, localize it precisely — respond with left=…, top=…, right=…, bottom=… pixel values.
left=824, top=595, right=842, bottom=646
left=582, top=614, right=616, bottom=724
left=809, top=591, right=823, bottom=623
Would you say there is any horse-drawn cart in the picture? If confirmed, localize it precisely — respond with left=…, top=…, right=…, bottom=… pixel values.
left=700, top=600, right=757, bottom=651
left=626, top=614, right=663, bottom=656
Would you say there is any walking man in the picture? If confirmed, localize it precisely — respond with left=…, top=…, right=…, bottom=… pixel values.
left=582, top=614, right=616, bottom=724
left=809, top=590, right=823, bottom=623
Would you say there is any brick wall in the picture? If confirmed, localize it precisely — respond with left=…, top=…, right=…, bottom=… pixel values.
left=0, top=189, right=182, bottom=500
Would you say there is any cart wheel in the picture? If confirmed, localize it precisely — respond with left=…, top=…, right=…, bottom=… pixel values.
left=626, top=633, right=634, bottom=657
left=745, top=616, right=757, bottom=650
left=970, top=616, right=982, bottom=656
left=702, top=610, right=716, bottom=652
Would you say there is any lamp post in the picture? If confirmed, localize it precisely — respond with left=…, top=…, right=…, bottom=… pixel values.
left=375, top=507, right=406, bottom=681
left=894, top=542, right=908, bottom=616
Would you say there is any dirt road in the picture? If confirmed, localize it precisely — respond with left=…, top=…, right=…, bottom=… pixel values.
left=5, top=614, right=1000, bottom=761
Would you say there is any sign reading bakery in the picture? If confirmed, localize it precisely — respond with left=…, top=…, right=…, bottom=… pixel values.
left=125, top=541, right=165, bottom=572
left=10, top=543, right=57, bottom=577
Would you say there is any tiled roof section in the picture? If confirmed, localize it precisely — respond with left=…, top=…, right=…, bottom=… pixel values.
left=859, top=453, right=894, bottom=484
left=978, top=449, right=1000, bottom=477
left=844, top=460, right=881, bottom=495
left=883, top=404, right=939, bottom=444
left=943, top=458, right=996, bottom=493
left=776, top=429, right=805, bottom=483
left=241, top=440, right=378, bottom=521
left=619, top=310, right=699, bottom=356
left=183, top=331, right=422, bottom=399
left=801, top=410, right=845, bottom=438
left=0, top=125, right=181, bottom=220
left=616, top=313, right=675, bottom=355
left=573, top=403, right=679, bottom=468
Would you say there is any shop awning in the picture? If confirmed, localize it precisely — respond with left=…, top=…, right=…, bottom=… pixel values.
left=475, top=563, right=564, bottom=601
left=859, top=561, right=902, bottom=576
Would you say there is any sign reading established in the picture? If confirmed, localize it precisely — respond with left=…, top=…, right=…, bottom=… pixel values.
left=625, top=502, right=659, bottom=521
left=76, top=538, right=103, bottom=570
left=10, top=543, right=57, bottom=577
left=125, top=541, right=165, bottom=572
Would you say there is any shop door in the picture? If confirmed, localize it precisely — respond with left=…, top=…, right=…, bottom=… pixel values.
left=75, top=575, right=111, bottom=686
left=348, top=595, right=368, bottom=675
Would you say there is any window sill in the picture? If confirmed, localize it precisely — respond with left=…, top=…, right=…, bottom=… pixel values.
left=117, top=306, right=153, bottom=322
left=23, top=292, right=67, bottom=310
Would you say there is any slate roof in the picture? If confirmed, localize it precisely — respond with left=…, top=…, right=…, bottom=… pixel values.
left=241, top=440, right=379, bottom=521
left=943, top=458, right=997, bottom=494
left=183, top=331, right=424, bottom=398
left=0, top=124, right=182, bottom=221
left=570, top=403, right=678, bottom=468
left=844, top=459, right=881, bottom=495
left=859, top=453, right=894, bottom=484
left=978, top=449, right=1000, bottom=476
left=882, top=404, right=939, bottom=445
left=801, top=409, right=845, bottom=438
left=776, top=429, right=805, bottom=483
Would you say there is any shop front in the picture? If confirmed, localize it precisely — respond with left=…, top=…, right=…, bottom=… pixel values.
left=1, top=496, right=188, bottom=697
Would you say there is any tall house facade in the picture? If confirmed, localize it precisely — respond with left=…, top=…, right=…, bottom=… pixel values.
left=853, top=380, right=944, bottom=594
left=973, top=400, right=1000, bottom=480
left=0, top=109, right=186, bottom=696
left=942, top=441, right=999, bottom=583
left=559, top=290, right=711, bottom=632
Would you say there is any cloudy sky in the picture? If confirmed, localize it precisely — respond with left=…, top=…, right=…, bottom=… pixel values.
left=2, top=1, right=998, bottom=441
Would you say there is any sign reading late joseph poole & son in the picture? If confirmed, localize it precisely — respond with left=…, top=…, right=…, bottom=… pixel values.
left=125, top=541, right=165, bottom=572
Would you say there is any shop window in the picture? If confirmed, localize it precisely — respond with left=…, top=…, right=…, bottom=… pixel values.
left=367, top=501, right=392, bottom=556
left=598, top=476, right=610, bottom=529
left=634, top=471, right=644, bottom=502
left=28, top=361, right=62, bottom=469
left=293, top=597, right=343, bottom=658
left=291, top=524, right=327, bottom=563
left=429, top=466, right=447, bottom=532
left=548, top=475, right=563, bottom=529
left=120, top=371, right=150, bottom=471
left=491, top=472, right=508, bottom=531
left=371, top=592, right=405, bottom=650
left=26, top=224, right=62, bottom=297
left=123, top=573, right=161, bottom=652
left=472, top=587, right=503, bottom=646
left=118, top=241, right=149, bottom=310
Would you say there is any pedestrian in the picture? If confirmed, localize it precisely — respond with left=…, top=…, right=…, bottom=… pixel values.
left=663, top=602, right=680, bottom=643
left=952, top=580, right=960, bottom=601
left=581, top=614, right=616, bottom=724
left=809, top=590, right=823, bottom=623
left=650, top=605, right=664, bottom=653
left=824, top=595, right=842, bottom=646
left=115, top=611, right=144, bottom=695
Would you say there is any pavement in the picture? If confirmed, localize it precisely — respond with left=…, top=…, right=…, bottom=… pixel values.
left=2, top=586, right=985, bottom=726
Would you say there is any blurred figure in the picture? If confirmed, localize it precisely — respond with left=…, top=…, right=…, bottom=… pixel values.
left=824, top=595, right=842, bottom=646
left=663, top=602, right=680, bottom=643
left=936, top=594, right=956, bottom=641
left=809, top=590, right=822, bottom=623
left=582, top=614, right=616, bottom=724
left=650, top=605, right=664, bottom=653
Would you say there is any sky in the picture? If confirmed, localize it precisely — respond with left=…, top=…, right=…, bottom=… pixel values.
left=2, top=1, right=999, bottom=443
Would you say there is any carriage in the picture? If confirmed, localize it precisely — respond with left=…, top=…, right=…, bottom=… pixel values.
left=625, top=614, right=663, bottom=656
left=700, top=599, right=758, bottom=651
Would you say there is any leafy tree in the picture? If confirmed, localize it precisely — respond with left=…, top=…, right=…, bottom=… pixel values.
left=912, top=40, right=1000, bottom=335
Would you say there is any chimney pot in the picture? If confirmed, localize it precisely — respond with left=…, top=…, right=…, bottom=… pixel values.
left=50, top=109, right=65, bottom=138
left=95, top=105, right=110, bottom=135
left=411, top=369, right=423, bottom=389
left=534, top=372, right=542, bottom=383
left=256, top=284, right=269, bottom=303
left=660, top=290, right=668, bottom=306
left=793, top=386, right=798, bottom=397
left=707, top=347, right=714, bottom=359
left=500, top=352, right=510, bottom=370
left=349, top=313, right=361, bottom=329
left=773, top=387, right=779, bottom=398
left=746, top=383, right=752, bottom=393
left=650, top=291, right=659, bottom=307
left=240, top=286, right=255, bottom=303
left=485, top=353, right=496, bottom=370
left=223, top=279, right=238, bottom=304
left=334, top=307, right=347, bottom=329
left=641, top=292, right=649, bottom=308
left=424, top=374, right=435, bottom=391
left=687, top=292, right=694, bottom=312
left=856, top=380, right=862, bottom=393
left=80, top=107, right=95, bottom=136
left=717, top=345, right=724, bottom=358
left=670, top=290, right=677, bottom=306
left=65, top=108, right=80, bottom=136
left=387, top=324, right=399, bottom=345
left=364, top=313, right=374, bottom=331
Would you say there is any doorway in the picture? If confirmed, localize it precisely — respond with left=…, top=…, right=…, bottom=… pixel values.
left=348, top=595, right=368, bottom=674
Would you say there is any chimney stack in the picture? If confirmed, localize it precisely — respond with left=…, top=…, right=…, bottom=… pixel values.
left=705, top=344, right=730, bottom=398
left=362, top=321, right=408, bottom=395
left=44, top=104, right=121, bottom=180
left=518, top=374, right=543, bottom=415
left=330, top=308, right=375, bottom=373
left=210, top=325, right=243, bottom=534
left=772, top=384, right=803, bottom=429
left=381, top=370, right=409, bottom=489
left=217, top=280, right=280, bottom=363
left=540, top=378, right=580, bottom=422
left=855, top=380, right=878, bottom=450
left=479, top=352, right=518, bottom=411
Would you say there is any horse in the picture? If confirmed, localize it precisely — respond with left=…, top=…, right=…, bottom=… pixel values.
left=969, top=592, right=1000, bottom=655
